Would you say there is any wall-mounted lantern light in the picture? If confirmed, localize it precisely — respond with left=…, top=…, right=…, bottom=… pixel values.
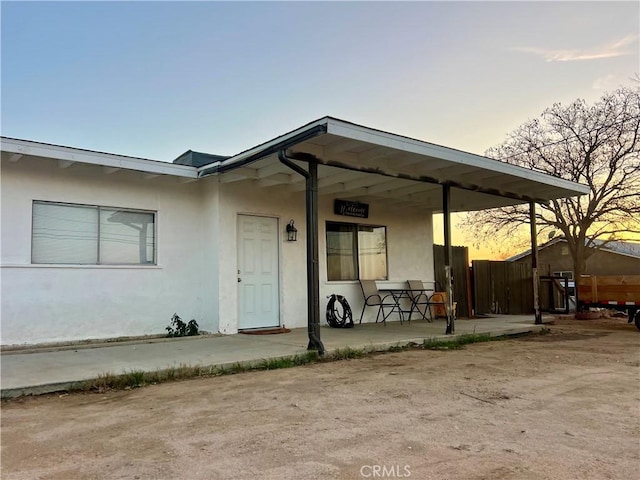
left=286, top=219, right=297, bottom=242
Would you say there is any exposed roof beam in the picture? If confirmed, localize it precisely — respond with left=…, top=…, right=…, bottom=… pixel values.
left=429, top=164, right=478, bottom=178
left=8, top=153, right=22, bottom=163
left=288, top=151, right=552, bottom=204
left=388, top=156, right=424, bottom=169
left=407, top=190, right=440, bottom=202
left=103, top=166, right=120, bottom=175
left=256, top=173, right=291, bottom=187
left=58, top=159, right=75, bottom=169
left=219, top=167, right=259, bottom=183
left=325, top=119, right=587, bottom=198
left=290, top=170, right=362, bottom=191
left=293, top=144, right=366, bottom=168
left=339, top=175, right=384, bottom=191
left=366, top=179, right=410, bottom=195
left=499, top=177, right=541, bottom=191
left=142, top=173, right=160, bottom=180
left=322, top=187, right=369, bottom=198
left=179, top=177, right=198, bottom=184
left=377, top=197, right=419, bottom=208
left=318, top=175, right=388, bottom=196
left=357, top=147, right=394, bottom=163
left=365, top=183, right=433, bottom=199
left=322, top=140, right=361, bottom=161
left=318, top=175, right=379, bottom=195
left=447, top=170, right=503, bottom=185
left=317, top=171, right=362, bottom=187
left=318, top=183, right=353, bottom=196
left=257, top=162, right=286, bottom=178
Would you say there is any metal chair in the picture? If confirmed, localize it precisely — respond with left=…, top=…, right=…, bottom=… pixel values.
left=358, top=280, right=398, bottom=325
left=407, top=280, right=433, bottom=322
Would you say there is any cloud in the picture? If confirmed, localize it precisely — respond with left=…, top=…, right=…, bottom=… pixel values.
left=592, top=74, right=617, bottom=90
left=511, top=34, right=638, bottom=62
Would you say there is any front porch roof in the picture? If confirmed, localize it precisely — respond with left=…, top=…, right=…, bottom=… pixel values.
left=198, top=117, right=589, bottom=212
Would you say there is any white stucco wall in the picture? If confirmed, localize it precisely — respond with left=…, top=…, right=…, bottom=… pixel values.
left=1, top=157, right=215, bottom=345
left=214, top=179, right=307, bottom=334
left=318, top=195, right=435, bottom=325
left=213, top=176, right=434, bottom=334
left=1, top=156, right=435, bottom=344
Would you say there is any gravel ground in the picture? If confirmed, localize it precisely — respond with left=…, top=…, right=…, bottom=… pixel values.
left=2, top=318, right=639, bottom=480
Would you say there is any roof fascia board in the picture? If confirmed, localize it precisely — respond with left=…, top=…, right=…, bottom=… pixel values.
left=325, top=119, right=589, bottom=197
left=1, top=137, right=198, bottom=179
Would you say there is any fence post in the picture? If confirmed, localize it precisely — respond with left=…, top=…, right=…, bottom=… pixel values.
left=443, top=184, right=455, bottom=334
left=530, top=202, right=542, bottom=324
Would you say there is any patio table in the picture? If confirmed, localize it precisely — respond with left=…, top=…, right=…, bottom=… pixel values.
left=378, top=287, right=435, bottom=323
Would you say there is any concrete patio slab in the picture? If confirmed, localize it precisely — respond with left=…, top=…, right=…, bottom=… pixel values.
left=0, top=316, right=547, bottom=398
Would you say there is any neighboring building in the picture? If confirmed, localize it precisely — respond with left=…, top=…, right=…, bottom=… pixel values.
left=508, top=237, right=640, bottom=279
left=1, top=117, right=587, bottom=345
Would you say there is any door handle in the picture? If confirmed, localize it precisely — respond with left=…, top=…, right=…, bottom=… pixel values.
left=238, top=278, right=242, bottom=283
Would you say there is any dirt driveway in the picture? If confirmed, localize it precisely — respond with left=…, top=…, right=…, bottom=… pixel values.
left=2, top=320, right=639, bottom=480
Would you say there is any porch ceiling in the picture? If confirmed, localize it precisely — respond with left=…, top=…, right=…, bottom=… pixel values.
left=202, top=117, right=589, bottom=213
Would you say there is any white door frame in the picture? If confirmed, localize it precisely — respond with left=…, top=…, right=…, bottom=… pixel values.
left=236, top=214, right=281, bottom=330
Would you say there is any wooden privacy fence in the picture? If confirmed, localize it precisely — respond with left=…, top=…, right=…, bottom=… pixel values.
left=433, top=245, right=471, bottom=318
left=472, top=261, right=534, bottom=315
left=433, top=253, right=553, bottom=317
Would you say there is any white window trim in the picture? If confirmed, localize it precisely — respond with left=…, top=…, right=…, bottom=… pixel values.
left=31, top=200, right=157, bottom=266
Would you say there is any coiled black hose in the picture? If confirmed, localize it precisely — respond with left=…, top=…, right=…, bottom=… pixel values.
left=326, top=294, right=354, bottom=328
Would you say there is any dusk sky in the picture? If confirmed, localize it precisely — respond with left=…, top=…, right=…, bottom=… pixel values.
left=2, top=1, right=639, bottom=257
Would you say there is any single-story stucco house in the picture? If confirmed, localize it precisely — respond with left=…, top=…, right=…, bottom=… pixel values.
left=1, top=117, right=588, bottom=347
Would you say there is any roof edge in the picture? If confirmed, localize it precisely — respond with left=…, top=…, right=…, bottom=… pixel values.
left=507, top=237, right=640, bottom=261
left=324, top=118, right=589, bottom=197
left=197, top=117, right=330, bottom=175
left=1, top=137, right=198, bottom=178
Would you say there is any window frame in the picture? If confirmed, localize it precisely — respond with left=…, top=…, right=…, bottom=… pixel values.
left=325, top=220, right=388, bottom=282
left=31, top=200, right=157, bottom=266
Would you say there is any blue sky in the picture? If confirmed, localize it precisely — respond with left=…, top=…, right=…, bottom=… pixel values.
left=2, top=1, right=638, bottom=162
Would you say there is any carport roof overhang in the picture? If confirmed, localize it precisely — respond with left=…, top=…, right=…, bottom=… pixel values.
left=198, top=117, right=589, bottom=212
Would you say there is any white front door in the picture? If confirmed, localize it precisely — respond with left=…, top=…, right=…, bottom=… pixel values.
left=237, top=215, right=280, bottom=330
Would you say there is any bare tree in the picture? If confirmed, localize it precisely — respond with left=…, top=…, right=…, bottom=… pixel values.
left=462, top=86, right=640, bottom=281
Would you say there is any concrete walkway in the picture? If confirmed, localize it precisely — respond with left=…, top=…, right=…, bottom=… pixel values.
left=0, top=316, right=546, bottom=398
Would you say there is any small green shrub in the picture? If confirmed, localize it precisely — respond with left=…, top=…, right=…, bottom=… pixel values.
left=166, top=313, right=200, bottom=337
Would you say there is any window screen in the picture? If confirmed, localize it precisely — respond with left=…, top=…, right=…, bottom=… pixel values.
left=32, top=201, right=155, bottom=265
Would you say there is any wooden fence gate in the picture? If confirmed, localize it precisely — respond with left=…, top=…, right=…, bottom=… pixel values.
left=472, top=260, right=533, bottom=315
